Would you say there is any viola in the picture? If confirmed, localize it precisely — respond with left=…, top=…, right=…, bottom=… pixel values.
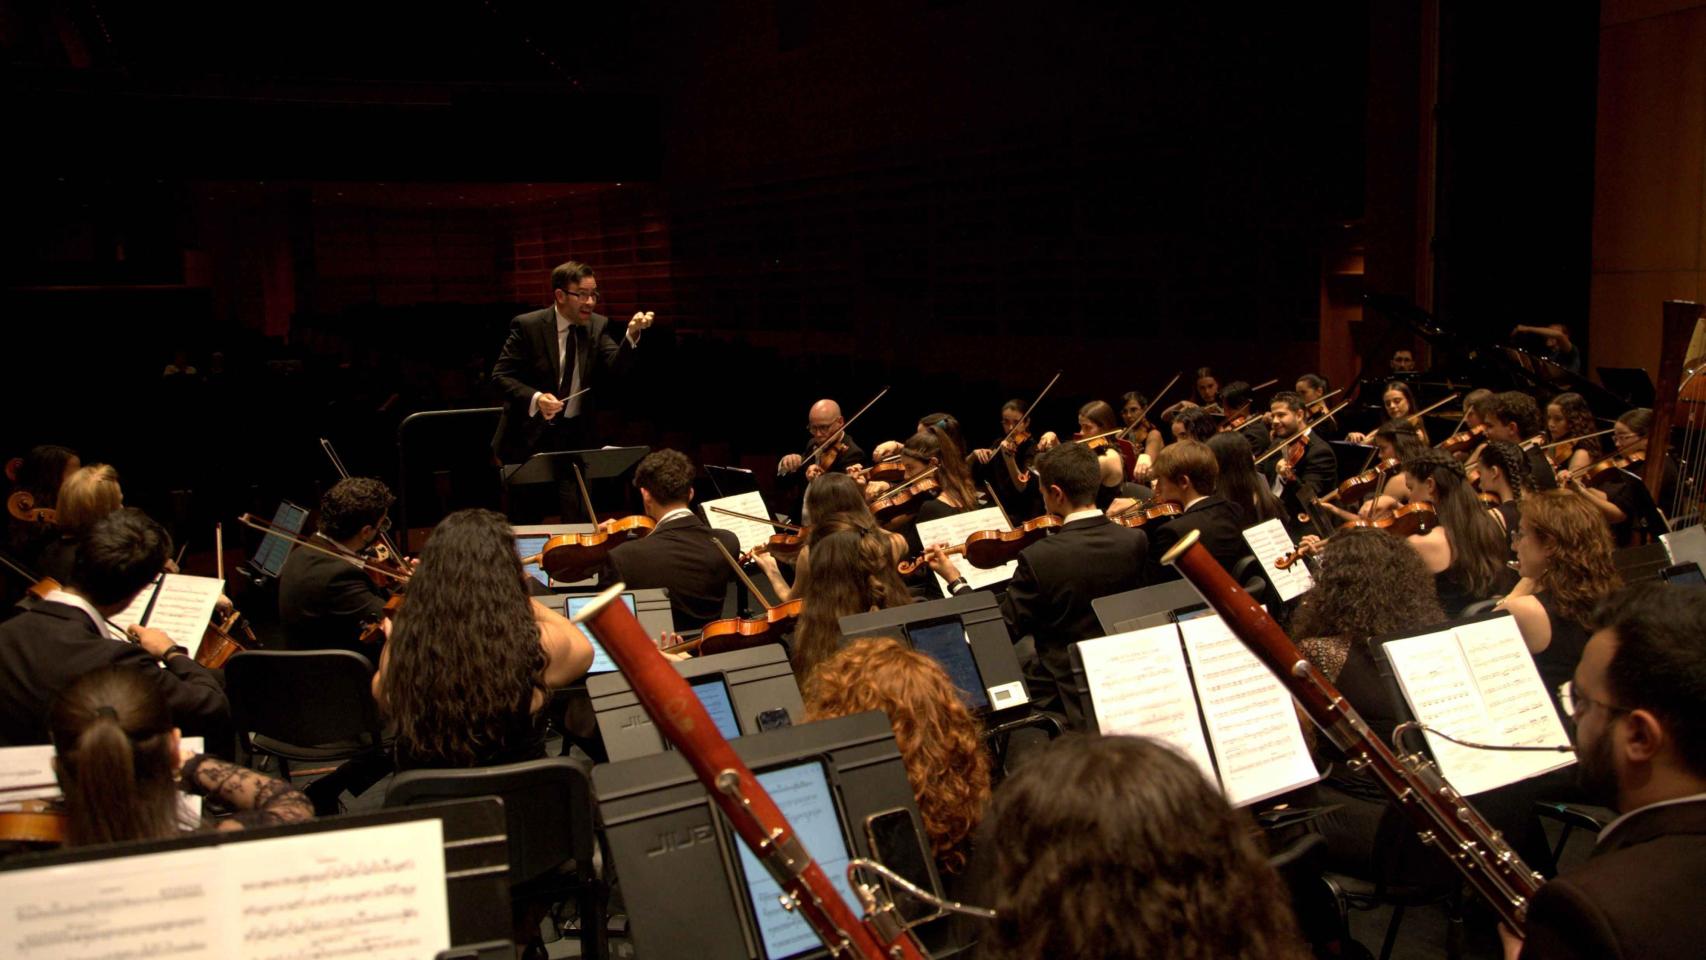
left=896, top=515, right=1061, bottom=575
left=6, top=490, right=56, bottom=525
left=698, top=598, right=804, bottom=656
left=1275, top=502, right=1438, bottom=569
left=526, top=516, right=657, bottom=583
left=1110, top=500, right=1183, bottom=528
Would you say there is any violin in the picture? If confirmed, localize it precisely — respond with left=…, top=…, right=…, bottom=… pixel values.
left=698, top=598, right=804, bottom=656
left=358, top=593, right=405, bottom=646
left=6, top=490, right=56, bottom=525
left=0, top=798, right=68, bottom=850
left=861, top=457, right=909, bottom=486
left=816, top=437, right=850, bottom=474
left=1275, top=502, right=1439, bottom=569
left=1570, top=450, right=1646, bottom=490
left=706, top=506, right=806, bottom=565
left=1110, top=500, right=1183, bottom=528
left=896, top=514, right=1061, bottom=575
left=1437, top=423, right=1486, bottom=455
left=1219, top=412, right=1252, bottom=433
left=523, top=516, right=658, bottom=583
left=1301, top=458, right=1401, bottom=523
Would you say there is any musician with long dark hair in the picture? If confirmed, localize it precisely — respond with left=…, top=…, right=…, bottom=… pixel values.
left=372, top=509, right=592, bottom=769
left=788, top=523, right=913, bottom=681
left=1400, top=450, right=1518, bottom=615
left=1207, top=431, right=1284, bottom=528
left=1479, top=438, right=1541, bottom=552
left=981, top=735, right=1309, bottom=960
left=49, top=666, right=310, bottom=846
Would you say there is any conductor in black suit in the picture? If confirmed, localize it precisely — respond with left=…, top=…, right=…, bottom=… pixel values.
left=596, top=450, right=741, bottom=632
left=1505, top=582, right=1706, bottom=960
left=491, top=261, right=656, bottom=517
left=0, top=509, right=228, bottom=747
left=277, top=477, right=397, bottom=662
left=1143, top=439, right=1251, bottom=583
left=1000, top=442, right=1148, bottom=729
left=1263, top=390, right=1338, bottom=535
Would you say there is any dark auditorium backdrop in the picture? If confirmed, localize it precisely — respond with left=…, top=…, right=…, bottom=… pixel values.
left=2, top=2, right=1601, bottom=543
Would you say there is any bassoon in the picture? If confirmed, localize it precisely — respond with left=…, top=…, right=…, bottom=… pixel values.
left=1161, top=529, right=1546, bottom=930
left=571, top=583, right=928, bottom=959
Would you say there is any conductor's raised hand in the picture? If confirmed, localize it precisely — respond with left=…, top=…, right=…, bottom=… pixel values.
left=538, top=392, right=565, bottom=420
left=627, top=310, right=656, bottom=338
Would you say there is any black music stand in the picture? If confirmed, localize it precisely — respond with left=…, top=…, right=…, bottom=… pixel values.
left=501, top=446, right=649, bottom=523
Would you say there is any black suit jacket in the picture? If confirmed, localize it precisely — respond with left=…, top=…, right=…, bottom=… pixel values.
left=0, top=600, right=229, bottom=746
left=490, top=306, right=637, bottom=463
left=277, top=547, right=391, bottom=660
left=1146, top=496, right=1250, bottom=583
left=597, top=514, right=741, bottom=632
left=1264, top=433, right=1338, bottom=521
left=1000, top=515, right=1148, bottom=728
left=1521, top=797, right=1706, bottom=960
left=1235, top=416, right=1271, bottom=458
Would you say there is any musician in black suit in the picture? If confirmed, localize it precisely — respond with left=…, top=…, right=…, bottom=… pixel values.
left=1218, top=381, right=1271, bottom=457
left=999, top=442, right=1148, bottom=729
left=0, top=509, right=228, bottom=747
left=277, top=478, right=396, bottom=662
left=1508, top=583, right=1706, bottom=960
left=1143, top=440, right=1250, bottom=583
left=596, top=450, right=741, bottom=632
left=1263, top=391, right=1338, bottom=533
left=1489, top=390, right=1560, bottom=491
left=490, top=261, right=656, bottom=518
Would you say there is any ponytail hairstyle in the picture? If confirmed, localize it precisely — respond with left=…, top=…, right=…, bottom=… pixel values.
left=1478, top=440, right=1538, bottom=499
left=916, top=412, right=966, bottom=456
left=49, top=667, right=186, bottom=846
left=1401, top=450, right=1510, bottom=600
left=902, top=427, right=978, bottom=511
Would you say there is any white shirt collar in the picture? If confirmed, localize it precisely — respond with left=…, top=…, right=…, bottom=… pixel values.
left=1064, top=508, right=1104, bottom=524
left=657, top=507, right=695, bottom=525
left=1181, top=493, right=1209, bottom=511
left=554, top=303, right=576, bottom=332
left=1598, top=791, right=1706, bottom=843
left=42, top=588, right=128, bottom=642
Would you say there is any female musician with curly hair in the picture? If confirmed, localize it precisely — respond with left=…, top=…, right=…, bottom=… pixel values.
left=1498, top=490, right=1623, bottom=717
left=1544, top=391, right=1602, bottom=474
left=1401, top=449, right=1518, bottom=615
left=803, top=637, right=990, bottom=876
left=373, top=509, right=592, bottom=769
left=787, top=524, right=913, bottom=680
left=982, top=735, right=1309, bottom=960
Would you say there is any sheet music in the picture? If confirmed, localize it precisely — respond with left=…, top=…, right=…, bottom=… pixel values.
left=1383, top=615, right=1573, bottom=796
left=229, top=819, right=450, bottom=960
left=1179, top=614, right=1320, bottom=806
left=4, top=846, right=225, bottom=959
left=112, top=573, right=225, bottom=649
left=111, top=574, right=163, bottom=636
left=1075, top=626, right=1217, bottom=784
left=702, top=491, right=780, bottom=555
left=915, top=507, right=1019, bottom=594
left=1241, top=518, right=1314, bottom=601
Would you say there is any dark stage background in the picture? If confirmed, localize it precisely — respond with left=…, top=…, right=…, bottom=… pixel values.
left=0, top=1, right=1599, bottom=541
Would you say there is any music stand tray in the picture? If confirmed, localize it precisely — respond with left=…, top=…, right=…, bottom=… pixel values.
left=502, top=446, right=650, bottom=487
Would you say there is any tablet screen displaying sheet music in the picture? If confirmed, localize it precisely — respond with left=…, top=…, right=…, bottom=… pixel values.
left=730, top=760, right=860, bottom=960
left=1075, top=613, right=1319, bottom=807
left=564, top=593, right=637, bottom=673
left=1380, top=612, right=1574, bottom=796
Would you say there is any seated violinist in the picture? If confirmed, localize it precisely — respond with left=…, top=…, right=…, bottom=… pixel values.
left=3, top=444, right=80, bottom=612
left=0, top=509, right=229, bottom=748
left=1216, top=380, right=1271, bottom=456
left=751, top=474, right=907, bottom=602
left=1295, top=373, right=1340, bottom=439
left=1484, top=391, right=1560, bottom=491
left=1168, top=404, right=1218, bottom=444
left=1037, top=400, right=1130, bottom=510
left=1316, top=420, right=1427, bottom=524
left=972, top=399, right=1044, bottom=519
left=1263, top=391, right=1338, bottom=532
left=1565, top=408, right=1670, bottom=547
left=1118, top=391, right=1166, bottom=483
left=36, top=463, right=124, bottom=585
left=1141, top=440, right=1249, bottom=582
left=278, top=477, right=399, bottom=660
left=595, top=450, right=740, bottom=632
left=778, top=399, right=868, bottom=482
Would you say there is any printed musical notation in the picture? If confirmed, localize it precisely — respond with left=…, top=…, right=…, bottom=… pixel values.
left=1077, top=624, right=1218, bottom=784
left=2, top=819, right=449, bottom=960
left=703, top=492, right=780, bottom=555
left=112, top=573, right=225, bottom=649
left=915, top=507, right=1019, bottom=594
left=1242, top=518, right=1314, bottom=602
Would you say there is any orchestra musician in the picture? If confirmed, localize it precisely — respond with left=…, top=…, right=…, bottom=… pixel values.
left=594, top=450, right=741, bottom=632
left=1207, top=432, right=1286, bottom=529
left=1564, top=407, right=1672, bottom=547
left=3, top=444, right=80, bottom=608
left=1477, top=439, right=1541, bottom=553
left=1118, top=391, right=1166, bottom=482
left=1546, top=391, right=1603, bottom=474
left=1141, top=440, right=1250, bottom=583
left=1346, top=381, right=1427, bottom=445
left=1193, top=366, right=1221, bottom=410
left=490, top=260, right=655, bottom=519
left=1389, top=346, right=1417, bottom=373
left=35, top=463, right=124, bottom=584
left=0, top=509, right=229, bottom=748
left=1316, top=419, right=1427, bottom=524
left=1398, top=450, right=1519, bottom=616
left=1486, top=390, right=1562, bottom=490
left=789, top=520, right=913, bottom=680
left=778, top=398, right=869, bottom=484
left=1263, top=390, right=1338, bottom=532
left=277, top=477, right=399, bottom=661
left=1509, top=321, right=1583, bottom=375
left=1215, top=381, right=1271, bottom=457
left=972, top=398, right=1044, bottom=519
left=1037, top=400, right=1132, bottom=510
left=997, top=443, right=1148, bottom=728
left=1168, top=404, right=1218, bottom=444
left=1295, top=373, right=1340, bottom=438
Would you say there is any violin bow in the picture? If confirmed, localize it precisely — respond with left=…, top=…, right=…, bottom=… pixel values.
left=235, top=513, right=411, bottom=582
left=709, top=536, right=778, bottom=610
left=1404, top=391, right=1461, bottom=426
left=1531, top=427, right=1617, bottom=453
left=1116, top=372, right=1182, bottom=442
left=786, top=386, right=891, bottom=476
left=1254, top=400, right=1352, bottom=466
left=215, top=523, right=224, bottom=581
left=984, top=482, right=1013, bottom=528
left=708, top=506, right=804, bottom=533
left=320, top=437, right=407, bottom=561
left=1000, top=370, right=1063, bottom=450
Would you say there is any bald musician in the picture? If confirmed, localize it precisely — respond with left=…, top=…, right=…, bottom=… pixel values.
left=777, top=399, right=868, bottom=481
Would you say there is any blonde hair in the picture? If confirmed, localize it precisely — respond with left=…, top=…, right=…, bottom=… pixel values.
left=57, top=464, right=123, bottom=533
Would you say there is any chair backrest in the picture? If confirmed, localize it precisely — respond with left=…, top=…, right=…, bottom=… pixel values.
left=386, top=756, right=596, bottom=887
left=224, top=650, right=383, bottom=753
